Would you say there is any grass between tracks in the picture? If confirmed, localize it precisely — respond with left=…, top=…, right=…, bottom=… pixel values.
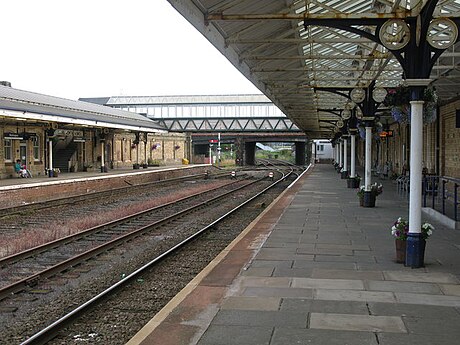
left=0, top=181, right=229, bottom=258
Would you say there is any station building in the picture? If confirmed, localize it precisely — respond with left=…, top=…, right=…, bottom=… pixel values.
left=0, top=83, right=190, bottom=179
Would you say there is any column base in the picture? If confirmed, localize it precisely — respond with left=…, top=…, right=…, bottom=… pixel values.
left=405, top=233, right=426, bottom=268
left=341, top=171, right=349, bottom=179
left=362, top=191, right=376, bottom=207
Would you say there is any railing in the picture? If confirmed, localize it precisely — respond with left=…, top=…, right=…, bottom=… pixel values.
left=422, top=175, right=459, bottom=221
left=396, top=174, right=459, bottom=221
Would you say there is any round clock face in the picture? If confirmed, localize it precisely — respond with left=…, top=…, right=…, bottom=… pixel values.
left=336, top=119, right=344, bottom=128
left=350, top=88, right=365, bottom=103
left=342, top=108, right=351, bottom=120
left=379, top=19, right=410, bottom=50
left=427, top=18, right=458, bottom=49
left=372, top=87, right=388, bottom=103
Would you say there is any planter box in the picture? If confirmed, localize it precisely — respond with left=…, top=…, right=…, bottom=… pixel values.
left=347, top=178, right=360, bottom=188
left=395, top=239, right=406, bottom=263
left=362, top=191, right=376, bottom=207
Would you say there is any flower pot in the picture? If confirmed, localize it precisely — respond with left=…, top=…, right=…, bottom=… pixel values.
left=133, top=163, right=140, bottom=169
left=362, top=191, right=376, bottom=207
left=347, top=178, right=360, bottom=189
left=395, top=239, right=406, bottom=263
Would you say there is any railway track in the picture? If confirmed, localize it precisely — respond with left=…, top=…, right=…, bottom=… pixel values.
left=0, top=170, right=232, bottom=218
left=14, top=166, right=298, bottom=345
left=0, top=178, right=262, bottom=300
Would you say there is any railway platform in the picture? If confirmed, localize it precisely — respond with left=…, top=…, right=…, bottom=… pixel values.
left=0, top=164, right=211, bottom=209
left=127, top=164, right=460, bottom=345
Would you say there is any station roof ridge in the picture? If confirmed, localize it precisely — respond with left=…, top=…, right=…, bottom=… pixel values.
left=81, top=94, right=272, bottom=105
left=0, top=85, right=167, bottom=132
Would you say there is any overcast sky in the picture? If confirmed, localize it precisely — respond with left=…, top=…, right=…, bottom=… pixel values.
left=2, top=0, right=261, bottom=100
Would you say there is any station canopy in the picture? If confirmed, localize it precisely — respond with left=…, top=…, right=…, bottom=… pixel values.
left=171, top=0, right=460, bottom=138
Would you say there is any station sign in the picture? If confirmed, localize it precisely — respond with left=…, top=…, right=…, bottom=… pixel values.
left=4, top=132, right=37, bottom=140
left=209, top=139, right=218, bottom=143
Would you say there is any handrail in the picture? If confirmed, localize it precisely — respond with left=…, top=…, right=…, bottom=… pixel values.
left=422, top=175, right=459, bottom=221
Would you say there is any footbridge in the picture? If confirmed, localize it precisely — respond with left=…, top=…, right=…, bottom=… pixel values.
left=81, top=94, right=310, bottom=165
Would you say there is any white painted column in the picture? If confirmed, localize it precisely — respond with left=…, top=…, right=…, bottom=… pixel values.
left=48, top=140, right=53, bottom=171
left=339, top=141, right=343, bottom=167
left=350, top=134, right=356, bottom=178
left=101, top=141, right=105, bottom=170
left=365, top=126, right=372, bottom=191
left=426, top=127, right=431, bottom=172
left=343, top=137, right=348, bottom=173
left=209, top=145, right=212, bottom=165
left=408, top=101, right=424, bottom=234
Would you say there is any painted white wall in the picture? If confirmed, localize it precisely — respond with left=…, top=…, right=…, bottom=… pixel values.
left=312, top=140, right=333, bottom=161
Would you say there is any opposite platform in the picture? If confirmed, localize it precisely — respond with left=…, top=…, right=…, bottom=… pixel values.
left=128, top=164, right=460, bottom=345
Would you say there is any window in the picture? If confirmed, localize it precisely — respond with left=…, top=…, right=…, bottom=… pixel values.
left=32, top=136, right=40, bottom=160
left=4, top=139, right=12, bottom=161
left=317, top=144, right=324, bottom=152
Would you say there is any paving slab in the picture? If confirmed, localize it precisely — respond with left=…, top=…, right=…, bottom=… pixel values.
left=292, top=277, right=364, bottom=290
left=366, top=280, right=442, bottom=294
left=238, top=276, right=290, bottom=288
left=211, top=309, right=308, bottom=328
left=281, top=298, right=369, bottom=315
left=368, top=301, right=460, bottom=318
left=250, top=260, right=293, bottom=269
left=403, top=315, right=460, bottom=335
left=240, top=267, right=274, bottom=277
left=272, top=267, right=313, bottom=278
left=439, top=283, right=460, bottom=296
left=309, top=313, right=407, bottom=333
left=378, top=333, right=460, bottom=345
left=220, top=297, right=281, bottom=311
left=242, top=287, right=314, bottom=299
left=315, top=289, right=396, bottom=303
left=314, top=255, right=377, bottom=263
left=293, top=260, right=357, bottom=270
left=383, top=271, right=459, bottom=284
left=271, top=328, right=378, bottom=345
left=315, top=243, right=371, bottom=251
left=198, top=325, right=273, bottom=345
left=312, top=268, right=384, bottom=280
left=395, top=292, right=460, bottom=307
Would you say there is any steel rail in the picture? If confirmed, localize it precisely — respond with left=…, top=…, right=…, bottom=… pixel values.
left=0, top=171, right=232, bottom=217
left=19, top=168, right=294, bottom=345
left=0, top=179, right=239, bottom=268
left=0, top=178, right=264, bottom=301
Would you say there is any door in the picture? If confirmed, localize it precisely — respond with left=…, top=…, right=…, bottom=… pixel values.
left=19, top=142, right=27, bottom=166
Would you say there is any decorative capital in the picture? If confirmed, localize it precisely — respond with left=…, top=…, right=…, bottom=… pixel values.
left=404, top=79, right=432, bottom=87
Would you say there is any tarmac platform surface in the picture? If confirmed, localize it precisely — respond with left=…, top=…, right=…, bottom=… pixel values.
left=127, top=164, right=460, bottom=345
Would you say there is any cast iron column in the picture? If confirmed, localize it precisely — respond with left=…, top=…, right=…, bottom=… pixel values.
left=406, top=99, right=425, bottom=267
left=101, top=141, right=105, bottom=172
left=364, top=126, right=372, bottom=191
left=339, top=140, right=343, bottom=169
left=350, top=134, right=356, bottom=178
left=48, top=140, right=53, bottom=176
left=343, top=137, right=348, bottom=178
